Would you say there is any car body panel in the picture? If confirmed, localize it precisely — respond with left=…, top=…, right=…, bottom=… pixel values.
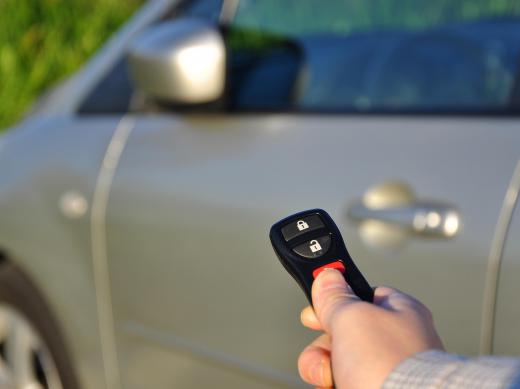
left=105, top=114, right=519, bottom=387
left=0, top=116, right=123, bottom=389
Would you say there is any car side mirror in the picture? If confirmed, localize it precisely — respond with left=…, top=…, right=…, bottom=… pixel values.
left=127, top=19, right=226, bottom=104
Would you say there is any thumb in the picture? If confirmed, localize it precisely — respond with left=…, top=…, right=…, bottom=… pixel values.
left=312, top=268, right=361, bottom=332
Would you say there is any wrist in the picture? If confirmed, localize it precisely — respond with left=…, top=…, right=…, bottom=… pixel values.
left=382, top=349, right=465, bottom=388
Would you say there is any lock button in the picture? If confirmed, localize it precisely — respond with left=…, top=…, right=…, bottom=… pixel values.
left=293, top=235, right=331, bottom=259
left=281, top=215, right=325, bottom=241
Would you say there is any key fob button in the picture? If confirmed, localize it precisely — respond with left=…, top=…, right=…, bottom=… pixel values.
left=281, top=215, right=325, bottom=241
left=312, top=261, right=346, bottom=279
left=293, top=235, right=331, bottom=258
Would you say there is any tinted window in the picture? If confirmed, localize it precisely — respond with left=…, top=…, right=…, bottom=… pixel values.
left=227, top=0, right=520, bottom=112
left=179, top=0, right=223, bottom=21
left=77, top=59, right=134, bottom=115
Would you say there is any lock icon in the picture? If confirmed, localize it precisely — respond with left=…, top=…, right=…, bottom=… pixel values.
left=297, top=220, right=309, bottom=231
left=309, top=240, right=322, bottom=253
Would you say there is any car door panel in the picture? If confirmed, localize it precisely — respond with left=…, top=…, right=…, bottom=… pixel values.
left=106, top=114, right=519, bottom=387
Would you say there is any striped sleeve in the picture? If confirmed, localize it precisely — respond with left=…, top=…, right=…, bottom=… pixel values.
left=383, top=350, right=520, bottom=388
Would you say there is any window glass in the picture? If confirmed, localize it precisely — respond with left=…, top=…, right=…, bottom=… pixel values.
left=77, top=59, right=133, bottom=115
left=179, top=0, right=223, bottom=21
left=227, top=0, right=520, bottom=112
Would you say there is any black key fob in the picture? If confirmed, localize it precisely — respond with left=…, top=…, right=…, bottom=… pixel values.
left=269, top=209, right=374, bottom=304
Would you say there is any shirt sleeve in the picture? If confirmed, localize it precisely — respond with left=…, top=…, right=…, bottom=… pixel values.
left=383, top=350, right=520, bottom=388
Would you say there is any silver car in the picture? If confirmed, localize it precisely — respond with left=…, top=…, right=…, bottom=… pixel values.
left=1, top=0, right=519, bottom=388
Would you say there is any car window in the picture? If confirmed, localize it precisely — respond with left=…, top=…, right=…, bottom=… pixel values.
left=227, top=0, right=520, bottom=113
left=77, top=59, right=134, bottom=115
left=77, top=0, right=223, bottom=115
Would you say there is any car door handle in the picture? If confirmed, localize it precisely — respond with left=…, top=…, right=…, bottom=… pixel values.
left=347, top=201, right=461, bottom=238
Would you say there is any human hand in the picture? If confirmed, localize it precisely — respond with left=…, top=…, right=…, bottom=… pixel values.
left=298, top=268, right=444, bottom=388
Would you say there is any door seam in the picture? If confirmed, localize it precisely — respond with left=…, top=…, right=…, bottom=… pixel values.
left=90, top=116, right=135, bottom=389
left=480, top=159, right=520, bottom=354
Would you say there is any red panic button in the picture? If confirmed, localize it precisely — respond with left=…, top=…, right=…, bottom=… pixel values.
left=312, top=261, right=346, bottom=279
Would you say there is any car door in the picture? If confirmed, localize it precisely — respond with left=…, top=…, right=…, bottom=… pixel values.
left=106, top=115, right=519, bottom=388
left=102, top=1, right=520, bottom=388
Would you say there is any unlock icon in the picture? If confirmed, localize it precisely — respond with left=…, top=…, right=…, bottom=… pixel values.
left=309, top=240, right=322, bottom=253
left=297, top=220, right=309, bottom=231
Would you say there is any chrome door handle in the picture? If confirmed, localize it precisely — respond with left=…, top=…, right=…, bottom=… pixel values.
left=348, top=201, right=460, bottom=238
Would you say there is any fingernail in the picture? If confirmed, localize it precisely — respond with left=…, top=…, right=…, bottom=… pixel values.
left=317, top=267, right=341, bottom=277
left=315, top=268, right=343, bottom=285
left=315, top=268, right=353, bottom=293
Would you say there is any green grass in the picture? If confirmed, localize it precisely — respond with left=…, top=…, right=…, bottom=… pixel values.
left=0, top=0, right=143, bottom=130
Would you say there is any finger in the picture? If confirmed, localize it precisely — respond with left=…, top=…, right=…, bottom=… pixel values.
left=373, top=286, right=399, bottom=308
left=297, top=334, right=333, bottom=387
left=374, top=286, right=427, bottom=313
left=300, top=306, right=323, bottom=331
left=312, top=268, right=361, bottom=332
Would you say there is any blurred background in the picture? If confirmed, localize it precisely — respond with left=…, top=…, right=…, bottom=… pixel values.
left=0, top=0, right=143, bottom=130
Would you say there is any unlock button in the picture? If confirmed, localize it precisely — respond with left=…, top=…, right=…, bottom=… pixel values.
left=293, top=235, right=331, bottom=259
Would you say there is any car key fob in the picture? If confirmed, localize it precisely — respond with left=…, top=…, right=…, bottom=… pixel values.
left=270, top=209, right=374, bottom=304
